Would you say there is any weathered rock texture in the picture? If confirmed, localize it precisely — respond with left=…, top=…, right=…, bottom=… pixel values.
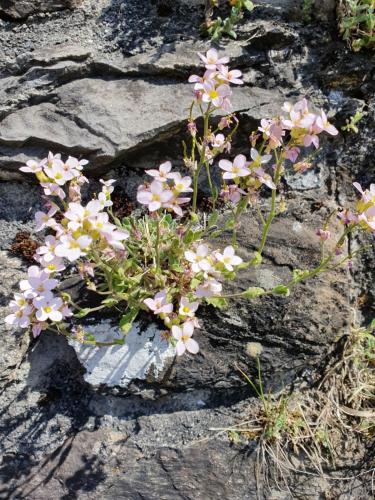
left=0, top=0, right=374, bottom=498
left=0, top=0, right=81, bottom=20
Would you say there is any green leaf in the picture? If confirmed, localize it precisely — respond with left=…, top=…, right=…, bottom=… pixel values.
left=74, top=308, right=92, bottom=318
left=250, top=251, right=262, bottom=265
left=205, top=297, right=228, bottom=308
left=208, top=210, right=219, bottom=228
left=101, top=298, right=119, bottom=307
left=119, top=306, right=140, bottom=334
left=224, top=219, right=235, bottom=230
left=242, top=287, right=265, bottom=299
left=272, top=285, right=290, bottom=296
left=164, top=213, right=173, bottom=226
left=183, top=229, right=203, bottom=245
left=190, top=277, right=201, bottom=290
left=292, top=269, right=310, bottom=283
left=243, top=0, right=254, bottom=11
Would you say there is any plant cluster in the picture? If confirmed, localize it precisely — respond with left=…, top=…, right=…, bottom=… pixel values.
left=214, top=320, right=375, bottom=491
left=204, top=0, right=254, bottom=40
left=338, top=0, right=375, bottom=51
left=5, top=49, right=375, bottom=358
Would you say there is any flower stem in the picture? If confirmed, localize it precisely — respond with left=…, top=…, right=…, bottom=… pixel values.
left=155, top=217, right=161, bottom=272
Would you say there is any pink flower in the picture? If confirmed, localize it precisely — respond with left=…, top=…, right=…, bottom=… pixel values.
left=188, top=69, right=216, bottom=90
left=63, top=156, right=88, bottom=176
left=198, top=48, right=229, bottom=70
left=353, top=182, right=375, bottom=204
left=144, top=290, right=173, bottom=315
left=201, top=80, right=231, bottom=108
left=250, top=148, right=272, bottom=166
left=32, top=322, right=48, bottom=338
left=19, top=265, right=58, bottom=299
left=285, top=147, right=300, bottom=163
left=39, top=256, right=66, bottom=274
left=101, top=227, right=130, bottom=250
left=219, top=154, right=250, bottom=179
left=258, top=119, right=284, bottom=148
left=41, top=182, right=66, bottom=199
left=185, top=244, right=212, bottom=273
left=170, top=173, right=193, bottom=193
left=316, top=229, right=331, bottom=241
left=40, top=151, right=62, bottom=168
left=172, top=321, right=199, bottom=356
left=195, top=278, right=222, bottom=298
left=220, top=185, right=246, bottom=204
left=254, top=167, right=276, bottom=190
left=33, top=295, right=64, bottom=322
left=78, top=262, right=95, bottom=279
left=215, top=245, right=243, bottom=271
left=217, top=65, right=243, bottom=85
left=145, top=161, right=175, bottom=183
left=5, top=303, right=33, bottom=329
left=358, top=206, right=375, bottom=233
left=179, top=297, right=199, bottom=318
left=165, top=196, right=191, bottom=217
left=36, top=235, right=58, bottom=263
left=137, top=181, right=173, bottom=212
left=315, top=110, right=338, bottom=136
left=337, top=209, right=357, bottom=225
left=303, top=132, right=320, bottom=149
left=34, top=210, right=57, bottom=232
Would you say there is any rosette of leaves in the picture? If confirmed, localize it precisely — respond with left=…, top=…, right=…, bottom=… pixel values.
left=204, top=0, right=254, bottom=40
left=338, top=0, right=375, bottom=51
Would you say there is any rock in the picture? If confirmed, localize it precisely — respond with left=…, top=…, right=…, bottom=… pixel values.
left=0, top=1, right=82, bottom=21
left=69, top=319, right=175, bottom=388
left=0, top=78, right=284, bottom=178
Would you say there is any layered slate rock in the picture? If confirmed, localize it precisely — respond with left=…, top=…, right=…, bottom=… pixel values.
left=0, top=72, right=284, bottom=178
left=0, top=0, right=81, bottom=20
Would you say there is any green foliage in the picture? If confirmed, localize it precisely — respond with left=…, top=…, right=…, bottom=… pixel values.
left=341, top=107, right=366, bottom=133
left=302, top=0, right=314, bottom=23
left=205, top=0, right=254, bottom=41
left=338, top=0, right=375, bottom=51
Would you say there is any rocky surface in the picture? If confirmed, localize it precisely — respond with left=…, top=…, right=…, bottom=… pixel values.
left=0, top=0, right=82, bottom=21
left=0, top=0, right=374, bottom=498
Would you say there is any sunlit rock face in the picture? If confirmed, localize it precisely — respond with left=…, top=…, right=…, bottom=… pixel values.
left=69, top=319, right=175, bottom=389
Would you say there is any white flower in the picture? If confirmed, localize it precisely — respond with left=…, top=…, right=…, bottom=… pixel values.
left=179, top=297, right=199, bottom=318
left=55, top=234, right=92, bottom=262
left=19, top=265, right=58, bottom=299
left=145, top=161, right=175, bottom=182
left=215, top=246, right=243, bottom=271
left=33, top=295, right=63, bottom=322
left=20, top=159, right=42, bottom=174
left=185, top=244, right=212, bottom=273
left=137, top=181, right=173, bottom=212
left=250, top=148, right=272, bottom=166
left=5, top=303, right=33, bottom=329
left=144, top=290, right=173, bottom=315
left=36, top=235, right=58, bottom=263
left=172, top=321, right=199, bottom=356
left=198, top=48, right=229, bottom=70
left=219, top=155, right=250, bottom=179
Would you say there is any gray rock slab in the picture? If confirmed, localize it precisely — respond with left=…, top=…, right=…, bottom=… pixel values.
left=0, top=78, right=284, bottom=177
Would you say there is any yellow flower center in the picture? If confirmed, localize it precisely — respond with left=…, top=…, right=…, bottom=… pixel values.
left=183, top=306, right=190, bottom=313
left=44, top=306, right=52, bottom=313
left=209, top=90, right=219, bottom=99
